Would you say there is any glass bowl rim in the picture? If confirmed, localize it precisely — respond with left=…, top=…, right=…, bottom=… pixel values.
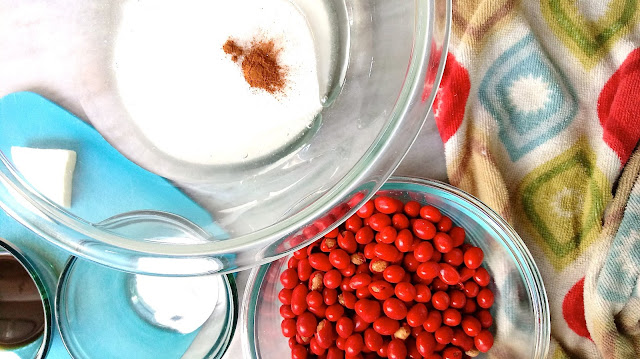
left=54, top=256, right=239, bottom=359
left=241, top=176, right=551, bottom=359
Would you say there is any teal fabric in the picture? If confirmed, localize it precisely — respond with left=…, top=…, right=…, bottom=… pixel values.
left=597, top=181, right=640, bottom=303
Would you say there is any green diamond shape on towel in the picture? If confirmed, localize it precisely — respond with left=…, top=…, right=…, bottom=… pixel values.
left=542, top=0, right=640, bottom=68
left=518, top=139, right=611, bottom=270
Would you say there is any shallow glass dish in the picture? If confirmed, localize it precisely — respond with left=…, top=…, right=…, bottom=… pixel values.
left=55, top=257, right=238, bottom=359
left=0, top=0, right=451, bottom=275
left=242, top=177, right=550, bottom=358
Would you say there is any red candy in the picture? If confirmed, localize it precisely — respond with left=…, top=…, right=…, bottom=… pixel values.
left=394, top=282, right=416, bottom=302
left=345, top=333, right=364, bottom=356
left=395, top=229, right=414, bottom=252
left=306, top=291, right=323, bottom=309
left=377, top=226, right=398, bottom=245
left=403, top=201, right=421, bottom=217
left=291, top=344, right=308, bottom=359
left=437, top=217, right=453, bottom=232
left=433, top=233, right=454, bottom=254
left=382, top=298, right=408, bottom=321
left=309, top=253, right=333, bottom=272
left=336, top=317, right=354, bottom=338
left=431, top=291, right=450, bottom=311
left=473, top=268, right=491, bottom=287
left=476, top=288, right=495, bottom=309
left=357, top=200, right=375, bottom=218
left=413, top=242, right=434, bottom=263
left=419, top=205, right=442, bottom=223
left=383, top=265, right=406, bottom=284
left=354, top=299, right=382, bottom=323
left=364, top=328, right=383, bottom=351
left=315, top=319, right=334, bottom=349
left=355, top=227, right=375, bottom=245
left=476, top=309, right=493, bottom=329
left=375, top=196, right=402, bottom=214
left=278, top=194, right=496, bottom=358
left=280, top=268, right=299, bottom=289
left=337, top=233, right=358, bottom=255
left=414, top=284, right=432, bottom=303
left=416, top=262, right=440, bottom=281
left=438, top=264, right=460, bottom=285
left=279, top=288, right=293, bottom=305
left=392, top=213, right=410, bottom=231
left=373, top=317, right=400, bottom=336
left=291, top=284, right=309, bottom=315
left=474, top=330, right=494, bottom=353
left=324, top=269, right=343, bottom=289
left=345, top=215, right=363, bottom=233
left=441, top=346, right=462, bottom=359
left=416, top=332, right=436, bottom=357
left=442, top=308, right=462, bottom=327
left=375, top=243, right=400, bottom=262
left=412, top=219, right=436, bottom=240
left=423, top=311, right=442, bottom=333
left=448, top=290, right=466, bottom=309
left=406, top=303, right=428, bottom=327
left=368, top=213, right=392, bottom=231
left=387, top=338, right=408, bottom=359
left=434, top=326, right=453, bottom=345
left=463, top=247, right=484, bottom=269
left=297, top=312, right=317, bottom=338
left=326, top=304, right=344, bottom=322
left=282, top=318, right=297, bottom=337
left=350, top=273, right=372, bottom=290
left=461, top=315, right=482, bottom=337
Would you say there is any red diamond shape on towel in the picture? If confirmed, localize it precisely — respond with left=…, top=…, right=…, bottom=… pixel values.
left=563, top=277, right=592, bottom=340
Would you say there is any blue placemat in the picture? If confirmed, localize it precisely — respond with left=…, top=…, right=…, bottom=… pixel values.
left=0, top=92, right=225, bottom=358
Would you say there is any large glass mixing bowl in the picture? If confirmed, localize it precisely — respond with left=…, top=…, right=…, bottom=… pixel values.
left=0, top=0, right=451, bottom=275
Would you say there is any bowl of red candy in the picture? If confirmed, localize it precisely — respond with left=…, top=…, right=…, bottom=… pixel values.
left=241, top=177, right=550, bottom=359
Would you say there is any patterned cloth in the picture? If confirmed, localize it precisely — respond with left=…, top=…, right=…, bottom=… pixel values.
left=433, top=1, right=640, bottom=357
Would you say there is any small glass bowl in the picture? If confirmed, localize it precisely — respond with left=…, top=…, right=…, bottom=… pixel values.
left=0, top=238, right=53, bottom=359
left=55, top=257, right=237, bottom=359
left=241, top=177, right=550, bottom=358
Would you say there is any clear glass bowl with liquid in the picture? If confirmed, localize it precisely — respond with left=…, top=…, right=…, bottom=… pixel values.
left=55, top=257, right=238, bottom=359
left=0, top=0, right=451, bottom=275
left=241, top=177, right=550, bottom=358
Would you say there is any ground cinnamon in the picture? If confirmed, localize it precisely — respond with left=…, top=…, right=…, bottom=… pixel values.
left=223, top=38, right=286, bottom=94
left=222, top=40, right=243, bottom=62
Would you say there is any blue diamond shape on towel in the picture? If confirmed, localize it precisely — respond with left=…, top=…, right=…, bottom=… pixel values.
left=597, top=189, right=640, bottom=303
left=479, top=34, right=578, bottom=161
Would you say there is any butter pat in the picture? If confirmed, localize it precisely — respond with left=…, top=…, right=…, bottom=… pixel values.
left=10, top=147, right=77, bottom=208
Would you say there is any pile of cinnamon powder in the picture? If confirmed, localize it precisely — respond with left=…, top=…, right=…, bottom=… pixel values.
left=223, top=38, right=287, bottom=94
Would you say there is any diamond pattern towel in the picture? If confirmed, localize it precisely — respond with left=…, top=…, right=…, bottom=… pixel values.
left=434, top=1, right=640, bottom=357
